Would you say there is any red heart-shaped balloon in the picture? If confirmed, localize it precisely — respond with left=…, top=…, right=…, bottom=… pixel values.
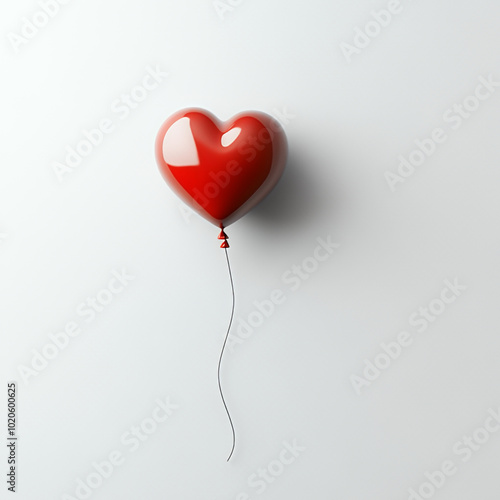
left=155, top=108, right=288, bottom=228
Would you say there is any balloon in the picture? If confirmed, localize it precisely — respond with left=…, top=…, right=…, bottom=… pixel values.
left=154, top=109, right=287, bottom=457
left=155, top=108, right=288, bottom=229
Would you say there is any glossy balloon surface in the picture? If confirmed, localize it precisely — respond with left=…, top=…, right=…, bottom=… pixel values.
left=155, top=108, right=288, bottom=228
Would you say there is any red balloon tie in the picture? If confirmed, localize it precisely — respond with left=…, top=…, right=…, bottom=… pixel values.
left=218, top=229, right=229, bottom=240
left=218, top=229, right=230, bottom=248
left=217, top=229, right=236, bottom=461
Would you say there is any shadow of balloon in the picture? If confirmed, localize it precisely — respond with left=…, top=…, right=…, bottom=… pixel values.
left=246, top=145, right=340, bottom=233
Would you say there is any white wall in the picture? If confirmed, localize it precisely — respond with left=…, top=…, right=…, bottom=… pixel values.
left=1, top=0, right=500, bottom=499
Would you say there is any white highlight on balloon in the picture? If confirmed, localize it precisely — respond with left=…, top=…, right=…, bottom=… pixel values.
left=163, top=117, right=200, bottom=166
left=221, top=127, right=242, bottom=147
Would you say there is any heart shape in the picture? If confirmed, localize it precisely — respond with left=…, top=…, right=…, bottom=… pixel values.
left=155, top=108, right=288, bottom=228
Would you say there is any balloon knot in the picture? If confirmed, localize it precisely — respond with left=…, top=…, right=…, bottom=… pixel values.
left=218, top=229, right=229, bottom=248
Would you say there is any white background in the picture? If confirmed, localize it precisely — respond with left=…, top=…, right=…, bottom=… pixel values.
left=1, top=0, right=500, bottom=499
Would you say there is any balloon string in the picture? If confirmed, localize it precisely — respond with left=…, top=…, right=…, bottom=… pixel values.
left=217, top=246, right=236, bottom=461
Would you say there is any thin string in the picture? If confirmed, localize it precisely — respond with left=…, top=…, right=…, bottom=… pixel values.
left=217, top=246, right=236, bottom=461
